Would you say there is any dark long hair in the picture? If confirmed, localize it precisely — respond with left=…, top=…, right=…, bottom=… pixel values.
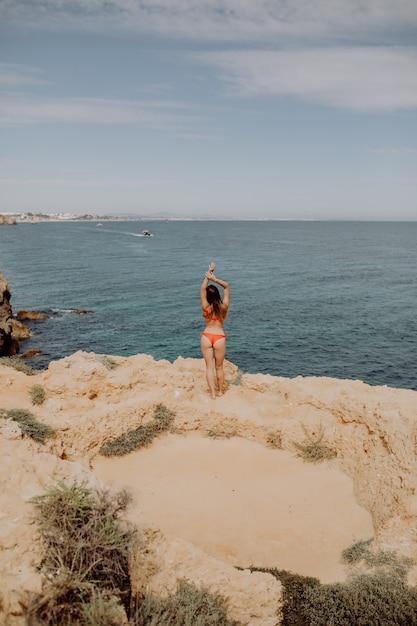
left=206, top=285, right=227, bottom=321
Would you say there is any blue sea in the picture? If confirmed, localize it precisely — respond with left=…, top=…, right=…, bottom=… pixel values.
left=1, top=220, right=416, bottom=391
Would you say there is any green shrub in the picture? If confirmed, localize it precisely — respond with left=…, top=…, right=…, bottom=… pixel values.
left=1, top=407, right=55, bottom=443
left=249, top=565, right=417, bottom=626
left=30, top=384, right=46, bottom=405
left=340, top=539, right=373, bottom=564
left=100, top=404, right=175, bottom=457
left=246, top=568, right=319, bottom=626
left=341, top=539, right=414, bottom=579
left=292, top=424, right=336, bottom=463
left=25, top=481, right=134, bottom=625
left=151, top=403, right=176, bottom=432
left=101, top=425, right=156, bottom=456
left=133, top=579, right=240, bottom=626
left=304, top=572, right=417, bottom=626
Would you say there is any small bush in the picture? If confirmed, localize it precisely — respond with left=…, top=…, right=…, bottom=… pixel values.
left=341, top=539, right=414, bottom=579
left=292, top=424, right=336, bottom=463
left=101, top=425, right=156, bottom=456
left=250, top=562, right=417, bottom=626
left=24, top=579, right=125, bottom=626
left=95, top=355, right=118, bottom=370
left=133, top=579, right=240, bottom=626
left=25, top=481, right=239, bottom=625
left=304, top=572, right=417, bottom=626
left=100, top=404, right=175, bottom=457
left=0, top=356, right=35, bottom=375
left=341, top=539, right=373, bottom=564
left=151, top=403, right=176, bottom=432
left=30, top=384, right=46, bottom=405
left=246, top=567, right=319, bottom=626
left=205, top=429, right=237, bottom=439
left=230, top=370, right=243, bottom=386
left=25, top=481, right=134, bottom=625
left=1, top=408, right=55, bottom=443
left=266, top=430, right=283, bottom=449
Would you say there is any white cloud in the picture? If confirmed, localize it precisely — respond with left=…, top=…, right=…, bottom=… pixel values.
left=368, top=147, right=417, bottom=157
left=1, top=0, right=417, bottom=43
left=0, top=94, right=205, bottom=128
left=197, top=46, right=417, bottom=112
left=174, top=133, right=220, bottom=140
left=0, top=63, right=48, bottom=87
left=0, top=177, right=176, bottom=188
left=2, top=4, right=417, bottom=117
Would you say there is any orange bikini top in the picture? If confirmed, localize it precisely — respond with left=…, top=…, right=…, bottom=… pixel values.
left=203, top=306, right=218, bottom=321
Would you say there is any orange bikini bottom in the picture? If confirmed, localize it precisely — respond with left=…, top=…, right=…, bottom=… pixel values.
left=200, top=332, right=227, bottom=346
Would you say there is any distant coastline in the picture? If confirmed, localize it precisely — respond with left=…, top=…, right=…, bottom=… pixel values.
left=0, top=211, right=318, bottom=223
left=1, top=212, right=416, bottom=223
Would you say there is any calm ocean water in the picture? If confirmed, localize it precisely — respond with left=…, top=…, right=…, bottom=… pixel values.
left=1, top=220, right=416, bottom=390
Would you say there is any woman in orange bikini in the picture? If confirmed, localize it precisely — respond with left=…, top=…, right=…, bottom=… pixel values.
left=200, top=262, right=230, bottom=399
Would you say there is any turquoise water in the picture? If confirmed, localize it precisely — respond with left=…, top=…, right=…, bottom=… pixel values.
left=1, top=220, right=416, bottom=390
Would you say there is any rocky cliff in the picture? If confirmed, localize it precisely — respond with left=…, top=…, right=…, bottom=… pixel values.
left=0, top=271, right=19, bottom=357
left=1, top=351, right=417, bottom=625
left=0, top=215, right=17, bottom=225
left=0, top=272, right=33, bottom=357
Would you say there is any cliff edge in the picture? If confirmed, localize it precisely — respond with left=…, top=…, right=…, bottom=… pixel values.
left=1, top=350, right=417, bottom=624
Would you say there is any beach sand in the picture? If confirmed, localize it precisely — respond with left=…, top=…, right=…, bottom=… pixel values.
left=94, top=432, right=373, bottom=583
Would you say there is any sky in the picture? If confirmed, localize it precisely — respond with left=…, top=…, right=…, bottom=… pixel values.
left=1, top=0, right=417, bottom=220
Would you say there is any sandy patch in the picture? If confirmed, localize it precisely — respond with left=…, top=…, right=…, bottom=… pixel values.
left=93, top=433, right=374, bottom=583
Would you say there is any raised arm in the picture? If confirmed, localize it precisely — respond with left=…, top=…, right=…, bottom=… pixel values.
left=200, top=262, right=230, bottom=310
left=208, top=273, right=230, bottom=309
left=200, top=272, right=211, bottom=310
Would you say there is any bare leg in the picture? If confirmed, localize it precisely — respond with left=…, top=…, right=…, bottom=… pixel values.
left=201, top=336, right=216, bottom=399
left=213, top=337, right=226, bottom=396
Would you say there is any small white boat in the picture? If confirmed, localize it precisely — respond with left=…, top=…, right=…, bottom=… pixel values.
left=96, top=223, right=103, bottom=227
left=138, top=229, right=153, bottom=237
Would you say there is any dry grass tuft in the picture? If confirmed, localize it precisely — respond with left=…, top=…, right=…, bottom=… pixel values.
left=205, top=428, right=237, bottom=439
left=95, top=355, right=119, bottom=370
left=133, top=579, right=240, bottom=626
left=230, top=370, right=243, bottom=386
left=266, top=430, right=283, bottom=449
left=292, top=424, right=336, bottom=463
left=0, top=356, right=36, bottom=375
left=30, top=384, right=46, bottom=405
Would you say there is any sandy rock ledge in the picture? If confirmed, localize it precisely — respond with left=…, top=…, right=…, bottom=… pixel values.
left=1, top=350, right=417, bottom=625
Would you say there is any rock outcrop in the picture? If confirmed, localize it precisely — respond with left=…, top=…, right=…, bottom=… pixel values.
left=16, top=310, right=49, bottom=321
left=1, top=351, right=417, bottom=625
left=0, top=215, right=17, bottom=225
left=0, top=273, right=34, bottom=357
left=0, top=272, right=19, bottom=356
